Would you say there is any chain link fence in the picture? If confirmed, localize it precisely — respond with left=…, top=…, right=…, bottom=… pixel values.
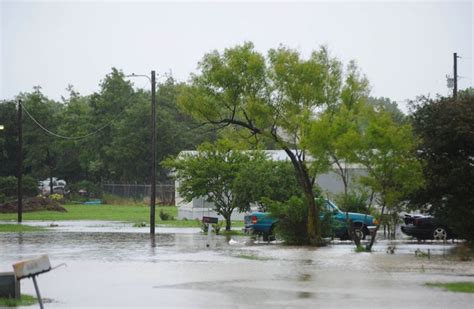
left=102, top=183, right=175, bottom=205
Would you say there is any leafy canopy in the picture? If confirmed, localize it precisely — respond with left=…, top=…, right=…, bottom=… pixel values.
left=164, top=140, right=257, bottom=230
left=410, top=90, right=474, bottom=242
left=178, top=42, right=371, bottom=245
left=355, top=106, right=424, bottom=208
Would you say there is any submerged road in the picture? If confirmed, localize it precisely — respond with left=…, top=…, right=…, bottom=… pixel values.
left=0, top=221, right=473, bottom=308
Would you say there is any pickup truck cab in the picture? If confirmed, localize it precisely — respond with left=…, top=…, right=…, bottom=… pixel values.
left=244, top=199, right=376, bottom=241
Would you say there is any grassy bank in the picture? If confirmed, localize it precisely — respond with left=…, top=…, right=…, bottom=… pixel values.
left=0, top=204, right=244, bottom=228
left=0, top=224, right=45, bottom=232
left=0, top=204, right=175, bottom=222
left=426, top=282, right=474, bottom=293
left=0, top=295, right=37, bottom=307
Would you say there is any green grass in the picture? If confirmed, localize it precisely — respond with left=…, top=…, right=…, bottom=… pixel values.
left=354, top=245, right=371, bottom=253
left=426, top=282, right=474, bottom=293
left=0, top=224, right=45, bottom=232
left=0, top=204, right=175, bottom=223
left=0, top=294, right=37, bottom=307
left=0, top=204, right=245, bottom=228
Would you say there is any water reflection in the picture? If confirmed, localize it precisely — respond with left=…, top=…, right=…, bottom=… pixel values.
left=150, top=235, right=156, bottom=248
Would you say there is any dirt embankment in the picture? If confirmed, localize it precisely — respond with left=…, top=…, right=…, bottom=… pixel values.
left=0, top=197, right=67, bottom=213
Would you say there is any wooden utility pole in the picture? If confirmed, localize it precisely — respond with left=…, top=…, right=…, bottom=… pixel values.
left=453, top=53, right=458, bottom=99
left=17, top=100, right=23, bottom=223
left=150, top=70, right=156, bottom=235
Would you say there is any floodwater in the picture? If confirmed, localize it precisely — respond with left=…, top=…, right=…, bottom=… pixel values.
left=0, top=221, right=473, bottom=308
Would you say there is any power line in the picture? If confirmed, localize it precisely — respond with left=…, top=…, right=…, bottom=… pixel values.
left=20, top=100, right=132, bottom=140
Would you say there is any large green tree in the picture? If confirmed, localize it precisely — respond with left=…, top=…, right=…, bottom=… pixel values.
left=178, top=42, right=365, bottom=245
left=410, top=90, right=474, bottom=243
left=84, top=68, right=136, bottom=182
left=55, top=87, right=93, bottom=182
left=306, top=62, right=370, bottom=200
left=354, top=106, right=424, bottom=248
left=105, top=76, right=215, bottom=183
left=233, top=157, right=301, bottom=212
left=164, top=141, right=257, bottom=230
left=18, top=87, right=64, bottom=193
left=165, top=141, right=301, bottom=230
left=367, top=96, right=406, bottom=125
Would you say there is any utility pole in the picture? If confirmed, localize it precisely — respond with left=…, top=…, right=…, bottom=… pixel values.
left=453, top=52, right=458, bottom=99
left=150, top=70, right=156, bottom=235
left=17, top=100, right=23, bottom=223
left=125, top=71, right=157, bottom=235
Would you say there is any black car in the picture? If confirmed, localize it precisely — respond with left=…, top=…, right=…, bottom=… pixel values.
left=401, top=214, right=455, bottom=240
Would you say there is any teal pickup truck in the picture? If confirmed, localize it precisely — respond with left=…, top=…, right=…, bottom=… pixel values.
left=244, top=200, right=376, bottom=241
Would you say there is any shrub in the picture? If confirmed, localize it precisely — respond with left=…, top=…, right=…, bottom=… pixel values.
left=0, top=175, right=38, bottom=197
left=268, top=196, right=312, bottom=245
left=201, top=221, right=209, bottom=233
left=335, top=190, right=370, bottom=213
left=48, top=193, right=66, bottom=204
left=22, top=176, right=39, bottom=196
left=133, top=222, right=147, bottom=227
left=50, top=193, right=64, bottom=201
left=0, top=176, right=17, bottom=197
left=267, top=194, right=334, bottom=245
left=320, top=205, right=336, bottom=239
left=212, top=222, right=223, bottom=235
left=200, top=221, right=222, bottom=234
left=159, top=209, right=174, bottom=221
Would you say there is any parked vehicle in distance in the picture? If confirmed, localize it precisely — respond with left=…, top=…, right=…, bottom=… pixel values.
left=38, top=177, right=68, bottom=195
left=244, top=200, right=376, bottom=241
left=401, top=214, right=455, bottom=240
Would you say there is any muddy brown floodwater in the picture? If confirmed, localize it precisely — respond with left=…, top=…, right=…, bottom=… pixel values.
left=0, top=221, right=473, bottom=308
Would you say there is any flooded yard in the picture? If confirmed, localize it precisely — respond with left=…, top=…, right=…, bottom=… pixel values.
left=1, top=221, right=473, bottom=308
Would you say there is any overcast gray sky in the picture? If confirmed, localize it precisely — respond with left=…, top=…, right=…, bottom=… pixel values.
left=1, top=0, right=472, bottom=112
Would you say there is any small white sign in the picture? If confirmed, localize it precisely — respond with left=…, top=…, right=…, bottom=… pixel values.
left=13, top=255, right=51, bottom=280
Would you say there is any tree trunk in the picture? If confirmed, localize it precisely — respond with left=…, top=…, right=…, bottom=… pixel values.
left=306, top=191, right=319, bottom=245
left=224, top=214, right=231, bottom=231
left=283, top=148, right=320, bottom=246
left=341, top=167, right=348, bottom=199
left=334, top=158, right=348, bottom=200
left=49, top=173, right=53, bottom=195
left=366, top=203, right=386, bottom=251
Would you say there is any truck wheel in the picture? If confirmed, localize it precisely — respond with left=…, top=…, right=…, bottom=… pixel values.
left=354, top=226, right=367, bottom=240
left=432, top=227, right=448, bottom=240
left=262, top=233, right=269, bottom=241
left=263, top=226, right=275, bottom=242
left=268, top=226, right=276, bottom=241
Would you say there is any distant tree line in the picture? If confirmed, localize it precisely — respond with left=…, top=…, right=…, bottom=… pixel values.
left=0, top=68, right=215, bottom=187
